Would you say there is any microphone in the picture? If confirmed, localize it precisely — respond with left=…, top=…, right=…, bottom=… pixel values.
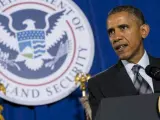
left=145, top=65, right=160, bottom=80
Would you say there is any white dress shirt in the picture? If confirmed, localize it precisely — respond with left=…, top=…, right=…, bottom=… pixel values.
left=121, top=51, right=154, bottom=92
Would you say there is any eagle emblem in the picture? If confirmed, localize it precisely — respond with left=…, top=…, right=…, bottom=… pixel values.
left=0, top=9, right=69, bottom=71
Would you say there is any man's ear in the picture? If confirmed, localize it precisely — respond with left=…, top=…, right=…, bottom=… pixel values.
left=140, top=24, right=150, bottom=39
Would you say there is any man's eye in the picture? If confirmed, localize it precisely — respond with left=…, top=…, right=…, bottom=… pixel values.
left=108, top=30, right=115, bottom=35
left=120, top=25, right=128, bottom=30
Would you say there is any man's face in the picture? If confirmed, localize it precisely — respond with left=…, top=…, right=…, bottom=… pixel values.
left=107, top=11, right=148, bottom=63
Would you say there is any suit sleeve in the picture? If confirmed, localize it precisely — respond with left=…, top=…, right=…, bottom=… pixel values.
left=88, top=79, right=103, bottom=120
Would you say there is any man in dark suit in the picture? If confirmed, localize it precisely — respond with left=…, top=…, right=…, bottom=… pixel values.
left=88, top=5, right=160, bottom=119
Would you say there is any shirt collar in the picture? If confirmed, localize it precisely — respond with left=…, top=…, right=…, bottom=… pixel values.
left=121, top=51, right=149, bottom=73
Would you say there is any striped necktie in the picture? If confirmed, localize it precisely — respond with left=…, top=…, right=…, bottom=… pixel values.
left=132, top=64, right=153, bottom=94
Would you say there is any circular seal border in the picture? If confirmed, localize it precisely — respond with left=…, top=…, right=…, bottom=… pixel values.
left=0, top=0, right=95, bottom=105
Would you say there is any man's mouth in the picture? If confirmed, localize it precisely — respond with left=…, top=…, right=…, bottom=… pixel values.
left=114, top=44, right=128, bottom=52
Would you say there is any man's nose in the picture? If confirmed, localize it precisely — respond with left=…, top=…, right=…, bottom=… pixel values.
left=112, top=31, right=122, bottom=44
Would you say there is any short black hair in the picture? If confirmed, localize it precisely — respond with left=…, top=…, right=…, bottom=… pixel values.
left=108, top=5, right=145, bottom=25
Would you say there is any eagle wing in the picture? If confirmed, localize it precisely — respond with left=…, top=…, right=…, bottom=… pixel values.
left=0, top=14, right=19, bottom=52
left=45, top=10, right=66, bottom=49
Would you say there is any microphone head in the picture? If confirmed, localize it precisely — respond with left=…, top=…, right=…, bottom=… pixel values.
left=145, top=65, right=160, bottom=80
left=145, top=65, right=152, bottom=76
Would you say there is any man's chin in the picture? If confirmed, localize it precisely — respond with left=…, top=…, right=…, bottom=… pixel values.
left=118, top=55, right=129, bottom=60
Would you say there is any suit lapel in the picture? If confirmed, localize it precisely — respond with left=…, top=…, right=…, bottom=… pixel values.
left=114, top=61, right=137, bottom=95
left=102, top=56, right=160, bottom=97
left=115, top=56, right=160, bottom=94
left=148, top=56, right=160, bottom=93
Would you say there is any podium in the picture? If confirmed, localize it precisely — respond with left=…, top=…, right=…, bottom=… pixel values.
left=95, top=93, right=160, bottom=120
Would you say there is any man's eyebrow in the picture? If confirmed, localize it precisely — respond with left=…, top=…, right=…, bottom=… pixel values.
left=117, top=24, right=129, bottom=28
left=107, top=28, right=114, bottom=33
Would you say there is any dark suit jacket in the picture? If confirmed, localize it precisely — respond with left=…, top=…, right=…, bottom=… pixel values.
left=88, top=55, right=160, bottom=119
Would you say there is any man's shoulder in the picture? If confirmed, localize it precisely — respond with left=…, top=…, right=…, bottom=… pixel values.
left=148, top=54, right=160, bottom=67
